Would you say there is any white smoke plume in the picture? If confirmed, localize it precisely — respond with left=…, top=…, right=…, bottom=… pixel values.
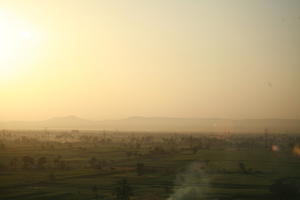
left=167, top=162, right=210, bottom=200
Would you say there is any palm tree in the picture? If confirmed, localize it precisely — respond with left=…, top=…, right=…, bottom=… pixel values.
left=37, top=157, right=47, bottom=169
left=22, top=156, right=35, bottom=169
left=114, top=178, right=133, bottom=200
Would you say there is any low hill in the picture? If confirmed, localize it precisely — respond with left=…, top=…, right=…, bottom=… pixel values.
left=0, top=116, right=299, bottom=133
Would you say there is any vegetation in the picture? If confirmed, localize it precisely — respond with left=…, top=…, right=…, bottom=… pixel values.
left=0, top=129, right=300, bottom=199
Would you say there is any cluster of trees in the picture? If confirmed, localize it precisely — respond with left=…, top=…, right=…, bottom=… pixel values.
left=5, top=155, right=69, bottom=170
left=90, top=178, right=134, bottom=200
left=1, top=129, right=300, bottom=153
left=114, top=178, right=133, bottom=200
left=88, top=157, right=115, bottom=169
left=1, top=129, right=300, bottom=174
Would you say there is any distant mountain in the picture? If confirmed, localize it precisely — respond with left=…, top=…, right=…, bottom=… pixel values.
left=0, top=116, right=300, bottom=133
left=99, top=117, right=300, bottom=133
left=42, top=115, right=96, bottom=128
left=1, top=115, right=95, bottom=129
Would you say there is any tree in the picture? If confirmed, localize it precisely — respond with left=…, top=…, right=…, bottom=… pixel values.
left=10, top=157, right=18, bottom=169
left=0, top=143, right=6, bottom=150
left=22, top=156, right=35, bottom=169
left=54, top=155, right=62, bottom=169
left=114, top=178, right=133, bottom=200
left=192, top=146, right=199, bottom=154
left=48, top=172, right=56, bottom=182
left=136, top=162, right=145, bottom=176
left=59, top=160, right=67, bottom=170
left=239, top=162, right=248, bottom=174
left=37, top=157, right=47, bottom=169
left=89, top=157, right=98, bottom=169
left=92, top=185, right=99, bottom=199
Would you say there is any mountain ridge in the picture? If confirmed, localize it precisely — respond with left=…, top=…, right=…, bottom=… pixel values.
left=1, top=116, right=300, bottom=133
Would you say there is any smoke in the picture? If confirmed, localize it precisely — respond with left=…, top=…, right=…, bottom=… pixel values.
left=167, top=162, right=210, bottom=200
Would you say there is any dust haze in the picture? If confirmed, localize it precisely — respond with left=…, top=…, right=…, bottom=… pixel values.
left=1, top=0, right=300, bottom=200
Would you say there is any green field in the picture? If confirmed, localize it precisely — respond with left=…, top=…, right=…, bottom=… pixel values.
left=1, top=130, right=300, bottom=200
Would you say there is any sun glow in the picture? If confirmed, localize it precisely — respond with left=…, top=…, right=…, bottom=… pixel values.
left=0, top=11, right=40, bottom=81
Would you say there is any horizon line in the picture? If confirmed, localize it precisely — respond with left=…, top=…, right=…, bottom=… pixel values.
left=1, top=115, right=300, bottom=122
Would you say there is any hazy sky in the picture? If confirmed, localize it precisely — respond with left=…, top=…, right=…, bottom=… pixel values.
left=0, top=0, right=299, bottom=121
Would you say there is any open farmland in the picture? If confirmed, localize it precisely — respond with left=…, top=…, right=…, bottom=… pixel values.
left=1, top=130, right=300, bottom=200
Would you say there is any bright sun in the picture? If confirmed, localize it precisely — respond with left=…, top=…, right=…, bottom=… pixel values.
left=0, top=11, right=40, bottom=80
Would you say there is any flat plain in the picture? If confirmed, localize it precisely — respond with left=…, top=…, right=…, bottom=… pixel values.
left=0, top=130, right=300, bottom=200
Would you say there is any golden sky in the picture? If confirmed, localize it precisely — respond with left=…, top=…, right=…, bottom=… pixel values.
left=0, top=0, right=299, bottom=121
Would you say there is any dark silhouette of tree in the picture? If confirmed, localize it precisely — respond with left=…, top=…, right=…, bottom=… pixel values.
left=136, top=162, right=145, bottom=176
left=37, top=157, right=47, bottom=169
left=54, top=156, right=61, bottom=168
left=0, top=143, right=6, bottom=151
left=52, top=155, right=68, bottom=170
left=48, top=172, right=56, bottom=182
left=0, top=163, right=7, bottom=170
left=92, top=185, right=99, bottom=199
left=114, top=178, right=133, bottom=200
left=239, top=162, right=248, bottom=174
left=10, top=157, right=18, bottom=169
left=22, top=156, right=35, bottom=169
left=59, top=160, right=67, bottom=170
left=89, top=157, right=98, bottom=169
left=192, top=146, right=199, bottom=154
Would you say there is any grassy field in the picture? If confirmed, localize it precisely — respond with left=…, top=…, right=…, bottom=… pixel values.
left=0, top=130, right=300, bottom=200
